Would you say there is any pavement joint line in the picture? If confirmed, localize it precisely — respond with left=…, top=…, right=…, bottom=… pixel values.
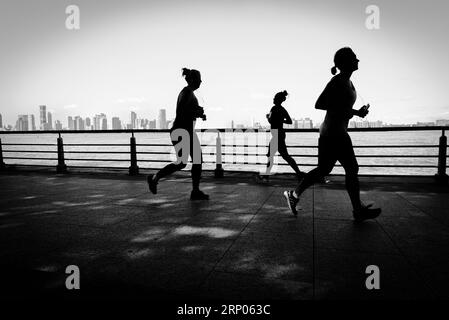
left=374, top=218, right=438, bottom=299
left=394, top=191, right=449, bottom=232
left=196, top=188, right=277, bottom=290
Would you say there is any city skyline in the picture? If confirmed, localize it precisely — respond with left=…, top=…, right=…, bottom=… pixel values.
left=1, top=107, right=448, bottom=132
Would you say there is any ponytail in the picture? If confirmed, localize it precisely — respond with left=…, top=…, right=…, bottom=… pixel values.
left=182, top=67, right=191, bottom=78
left=331, top=66, right=338, bottom=75
left=274, top=90, right=289, bottom=104
left=182, top=67, right=201, bottom=84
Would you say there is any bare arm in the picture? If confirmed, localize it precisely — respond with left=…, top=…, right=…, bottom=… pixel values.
left=350, top=105, right=369, bottom=118
left=283, top=109, right=293, bottom=124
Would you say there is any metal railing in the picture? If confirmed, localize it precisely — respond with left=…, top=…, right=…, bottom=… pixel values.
left=0, top=126, right=448, bottom=183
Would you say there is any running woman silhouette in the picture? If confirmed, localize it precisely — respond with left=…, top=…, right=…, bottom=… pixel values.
left=284, top=47, right=381, bottom=221
left=147, top=68, right=209, bottom=200
left=259, top=90, right=305, bottom=180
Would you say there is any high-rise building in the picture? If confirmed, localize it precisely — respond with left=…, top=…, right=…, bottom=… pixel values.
left=0, top=113, right=2, bottom=128
left=112, top=117, right=122, bottom=130
left=157, top=109, right=167, bottom=129
left=29, top=114, right=36, bottom=131
left=85, top=117, right=91, bottom=128
left=47, top=112, right=53, bottom=130
left=296, top=118, right=313, bottom=129
left=74, top=116, right=84, bottom=130
left=436, top=119, right=449, bottom=126
left=68, top=116, right=75, bottom=130
left=39, top=105, right=47, bottom=130
left=55, top=120, right=63, bottom=130
left=93, top=113, right=107, bottom=130
left=16, top=115, right=29, bottom=131
left=102, top=117, right=107, bottom=130
left=130, top=111, right=137, bottom=129
left=93, top=115, right=100, bottom=130
left=149, top=120, right=156, bottom=129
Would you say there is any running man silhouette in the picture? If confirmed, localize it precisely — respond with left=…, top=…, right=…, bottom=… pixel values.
left=147, top=68, right=209, bottom=200
left=284, top=47, right=381, bottom=221
left=259, top=90, right=305, bottom=180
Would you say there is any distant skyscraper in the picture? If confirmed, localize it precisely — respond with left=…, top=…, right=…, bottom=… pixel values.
left=112, top=117, right=122, bottom=130
left=29, top=114, right=36, bottom=131
left=55, top=120, right=63, bottom=131
left=149, top=120, right=156, bottom=129
left=93, top=113, right=107, bottom=130
left=47, top=112, right=53, bottom=130
left=74, top=116, right=84, bottom=130
left=16, top=115, right=29, bottom=131
left=102, top=117, right=107, bottom=130
left=436, top=119, right=449, bottom=126
left=0, top=113, right=3, bottom=128
left=166, top=119, right=174, bottom=129
left=85, top=117, right=91, bottom=128
left=296, top=118, right=313, bottom=129
left=68, top=116, right=75, bottom=130
left=93, top=115, right=100, bottom=130
left=39, top=105, right=47, bottom=130
left=130, top=111, right=137, bottom=129
left=157, top=109, right=167, bottom=129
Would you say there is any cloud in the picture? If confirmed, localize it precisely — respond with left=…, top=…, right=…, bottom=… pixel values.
left=206, top=107, right=223, bottom=112
left=63, top=104, right=78, bottom=109
left=249, top=92, right=272, bottom=100
left=115, top=97, right=147, bottom=104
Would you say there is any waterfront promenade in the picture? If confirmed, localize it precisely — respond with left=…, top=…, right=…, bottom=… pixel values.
left=1, top=167, right=448, bottom=300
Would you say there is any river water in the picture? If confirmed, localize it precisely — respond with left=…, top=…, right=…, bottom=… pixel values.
left=0, top=130, right=445, bottom=176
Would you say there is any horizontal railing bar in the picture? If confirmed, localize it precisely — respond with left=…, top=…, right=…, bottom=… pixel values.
left=215, top=153, right=440, bottom=158
left=65, top=151, right=129, bottom=154
left=1, top=126, right=448, bottom=134
left=4, top=152, right=441, bottom=159
left=219, top=144, right=439, bottom=148
left=4, top=151, right=441, bottom=159
left=2, top=150, right=57, bottom=153
left=136, top=144, right=173, bottom=147
left=4, top=157, right=57, bottom=160
left=137, top=151, right=173, bottom=155
left=136, top=159, right=173, bottom=163
left=64, top=144, right=128, bottom=146
left=204, top=161, right=438, bottom=168
left=1, top=143, right=56, bottom=146
left=1, top=143, right=440, bottom=149
left=65, top=158, right=130, bottom=162
left=67, top=159, right=173, bottom=163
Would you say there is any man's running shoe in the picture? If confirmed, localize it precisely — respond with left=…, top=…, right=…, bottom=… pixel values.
left=353, top=204, right=382, bottom=222
left=283, top=190, right=299, bottom=216
left=147, top=174, right=158, bottom=194
left=191, top=190, right=210, bottom=200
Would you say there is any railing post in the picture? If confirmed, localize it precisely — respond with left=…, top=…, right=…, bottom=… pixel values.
left=435, top=129, right=448, bottom=184
left=0, top=138, right=6, bottom=170
left=56, top=133, right=67, bottom=174
left=244, top=135, right=248, bottom=165
left=129, top=132, right=139, bottom=175
left=214, top=131, right=224, bottom=178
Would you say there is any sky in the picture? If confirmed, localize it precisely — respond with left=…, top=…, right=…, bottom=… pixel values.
left=0, top=0, right=448, bottom=128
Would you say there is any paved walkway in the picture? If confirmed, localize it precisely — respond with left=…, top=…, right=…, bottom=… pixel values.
left=1, top=169, right=448, bottom=300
